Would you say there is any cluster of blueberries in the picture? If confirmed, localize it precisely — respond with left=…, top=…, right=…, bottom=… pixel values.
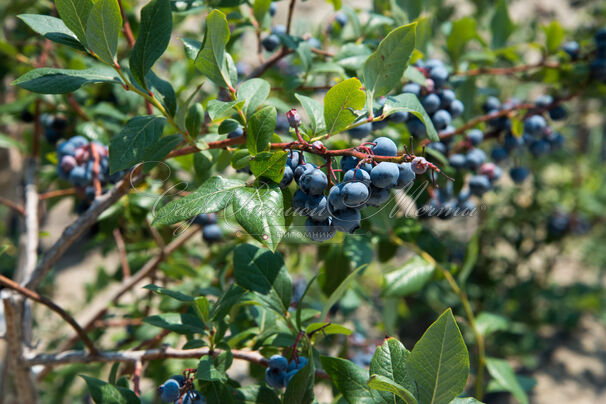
left=56, top=136, right=123, bottom=201
left=589, top=29, right=606, bottom=81
left=158, top=375, right=205, bottom=404
left=264, top=355, right=308, bottom=389
left=192, top=213, right=223, bottom=243
left=280, top=135, right=421, bottom=240
left=40, top=114, right=68, bottom=144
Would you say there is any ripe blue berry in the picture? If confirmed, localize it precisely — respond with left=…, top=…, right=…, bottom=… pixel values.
left=228, top=127, right=243, bottom=138
left=262, top=34, right=280, bottom=52
left=294, top=163, right=316, bottom=183
left=504, top=133, right=524, bottom=150
left=340, top=156, right=358, bottom=173
left=182, top=391, right=206, bottom=404
left=389, top=111, right=408, bottom=123
left=529, top=139, right=551, bottom=156
left=335, top=12, right=348, bottom=27
left=509, top=166, right=529, bottom=183
left=202, top=224, right=222, bottom=243
left=288, top=357, right=308, bottom=371
left=406, top=117, right=426, bottom=137
left=466, top=129, right=484, bottom=146
left=279, top=165, right=294, bottom=188
left=284, top=369, right=299, bottom=385
left=425, top=59, right=444, bottom=71
left=307, top=37, right=321, bottom=49
left=370, top=162, right=400, bottom=188
left=422, top=94, right=441, bottom=114
left=292, top=189, right=310, bottom=210
left=449, top=100, right=464, bottom=118
left=402, top=82, right=421, bottom=97
left=427, top=141, right=447, bottom=155
left=394, top=163, right=415, bottom=188
left=343, top=168, right=370, bottom=184
left=306, top=195, right=330, bottom=221
left=342, top=182, right=369, bottom=208
left=535, top=95, right=553, bottom=108
left=68, top=166, right=87, bottom=187
left=431, top=109, right=452, bottom=130
left=305, top=218, right=336, bottom=241
left=193, top=214, right=217, bottom=226
left=265, top=368, right=285, bottom=389
left=286, top=151, right=301, bottom=171
left=328, top=183, right=347, bottom=212
left=548, top=105, right=567, bottom=121
left=158, top=379, right=180, bottom=402
left=332, top=208, right=361, bottom=233
left=429, top=66, right=449, bottom=88
left=348, top=122, right=372, bottom=138
left=367, top=185, right=391, bottom=206
left=269, top=355, right=288, bottom=371
left=300, top=168, right=328, bottom=195
left=439, top=89, right=456, bottom=107
left=448, top=154, right=467, bottom=170
left=562, top=41, right=579, bottom=59
left=371, top=137, right=398, bottom=156
left=465, top=149, right=486, bottom=170
left=523, top=115, right=547, bottom=136
left=269, top=2, right=277, bottom=16
left=469, top=175, right=492, bottom=196
left=483, top=96, right=501, bottom=113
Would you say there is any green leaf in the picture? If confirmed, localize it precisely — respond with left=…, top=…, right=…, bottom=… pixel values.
left=343, top=236, right=373, bottom=270
left=283, top=356, right=315, bottom=404
left=458, top=232, right=479, bottom=283
left=211, top=284, right=246, bottom=322
left=295, top=94, right=325, bottom=135
left=249, top=151, right=287, bottom=183
left=446, top=17, right=479, bottom=65
left=383, top=93, right=438, bottom=142
left=153, top=176, right=245, bottom=225
left=363, top=22, right=416, bottom=99
left=143, top=284, right=194, bottom=301
left=490, top=0, right=514, bottom=49
left=404, top=65, right=426, bottom=84
left=305, top=322, right=352, bottom=337
left=146, top=71, right=177, bottom=116
left=237, top=78, right=271, bottom=118
left=323, top=78, right=366, bottom=136
left=108, top=116, right=166, bottom=173
left=320, top=264, right=366, bottom=320
left=232, top=184, right=285, bottom=251
left=130, top=0, right=172, bottom=88
left=81, top=375, right=140, bottom=404
left=246, top=105, right=276, bottom=156
left=382, top=255, right=435, bottom=297
left=449, top=399, right=485, bottom=404
left=543, top=21, right=565, bottom=54
left=140, top=134, right=182, bottom=170
left=186, top=103, right=205, bottom=137
left=485, top=358, right=528, bottom=404
left=18, top=14, right=85, bottom=50
left=182, top=37, right=202, bottom=60
left=296, top=275, right=317, bottom=329
left=367, top=374, right=418, bottom=404
left=207, top=100, right=241, bottom=121
left=321, top=357, right=374, bottom=404
left=370, top=338, right=415, bottom=403
left=334, top=43, right=372, bottom=72
left=197, top=356, right=227, bottom=381
left=12, top=66, right=120, bottom=94
left=252, top=0, right=272, bottom=24
left=409, top=308, right=470, bottom=404
left=86, top=0, right=122, bottom=65
left=143, top=312, right=205, bottom=334
left=235, top=385, right=280, bottom=404
left=233, top=244, right=292, bottom=313
left=475, top=312, right=509, bottom=336
left=55, top=0, right=94, bottom=47
left=194, top=296, right=210, bottom=323
left=194, top=10, right=232, bottom=88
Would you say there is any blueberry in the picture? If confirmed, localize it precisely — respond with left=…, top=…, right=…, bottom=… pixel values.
left=406, top=117, right=426, bottom=137
left=422, top=94, right=441, bottom=114
left=402, top=83, right=421, bottom=97
left=548, top=105, right=567, bottom=121
left=300, top=168, right=328, bottom=195
left=370, top=162, right=400, bottom=188
left=307, top=37, right=321, bottom=49
left=389, top=111, right=408, bottom=123
left=269, top=355, right=288, bottom=371
left=546, top=132, right=565, bottom=147
left=269, top=2, right=277, bottom=16
left=429, top=66, right=449, bottom=88
left=547, top=213, right=569, bottom=237
left=449, top=100, right=464, bottom=118
left=483, top=96, right=501, bottom=113
left=193, top=213, right=217, bottom=226
left=535, top=95, right=553, bottom=108
left=348, top=122, right=372, bottom=139
left=427, top=141, right=447, bottom=155
left=431, top=110, right=451, bottom=130
left=595, top=28, right=606, bottom=44
left=227, top=127, right=243, bottom=138
left=271, top=24, right=286, bottom=35
left=478, top=162, right=500, bottom=181
left=342, top=182, right=369, bottom=208
left=411, top=156, right=428, bottom=174
left=371, top=137, right=398, bottom=156
left=262, top=34, right=280, bottom=52
left=60, top=155, right=77, bottom=173
left=343, top=168, right=370, bottom=184
left=182, top=391, right=206, bottom=404
left=562, top=41, right=579, bottom=59
left=439, top=89, right=456, bottom=108
left=68, top=165, right=87, bottom=187
left=70, top=136, right=88, bottom=148
left=590, top=58, right=606, bottom=81
left=425, top=59, right=445, bottom=71
left=284, top=369, right=299, bottom=385
left=529, top=139, right=551, bottom=156
left=279, top=165, right=294, bottom=188
left=465, top=148, right=486, bottom=170
left=504, top=133, right=524, bottom=150
left=332, top=208, right=361, bottom=233
left=45, top=126, right=61, bottom=144
left=305, top=218, right=336, bottom=241
left=287, top=357, right=308, bottom=371
left=487, top=112, right=510, bottom=130
left=509, top=166, right=529, bottom=183
left=393, top=163, right=415, bottom=189
left=286, top=151, right=301, bottom=171
left=158, top=379, right=180, bottom=402
left=265, top=368, right=285, bottom=389
left=469, top=175, right=492, bottom=196
left=202, top=224, right=222, bottom=243
left=57, top=140, right=76, bottom=158
left=275, top=114, right=290, bottom=133
left=458, top=199, right=477, bottom=215
left=340, top=156, right=358, bottom=173
left=448, top=154, right=466, bottom=170
left=335, top=12, right=348, bottom=27
left=328, top=183, right=347, bottom=212
left=466, top=129, right=483, bottom=146
left=292, top=189, right=310, bottom=210
left=84, top=185, right=96, bottom=202
left=364, top=185, right=389, bottom=206
left=294, top=163, right=316, bottom=183
left=523, top=115, right=547, bottom=136
left=306, top=195, right=330, bottom=221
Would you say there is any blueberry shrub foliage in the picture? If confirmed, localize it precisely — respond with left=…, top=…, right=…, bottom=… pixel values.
left=1, top=0, right=606, bottom=403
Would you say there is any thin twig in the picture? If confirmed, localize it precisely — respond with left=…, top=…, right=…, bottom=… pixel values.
left=38, top=188, right=77, bottom=200
left=286, top=0, right=296, bottom=35
left=0, top=275, right=98, bottom=355
left=117, top=0, right=135, bottom=48
left=113, top=228, right=131, bottom=278
left=0, top=196, right=25, bottom=216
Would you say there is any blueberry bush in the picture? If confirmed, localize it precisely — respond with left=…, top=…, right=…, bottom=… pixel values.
left=1, top=0, right=606, bottom=403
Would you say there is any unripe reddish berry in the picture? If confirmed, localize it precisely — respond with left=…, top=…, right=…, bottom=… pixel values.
left=411, top=156, right=428, bottom=174
left=286, top=109, right=301, bottom=128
